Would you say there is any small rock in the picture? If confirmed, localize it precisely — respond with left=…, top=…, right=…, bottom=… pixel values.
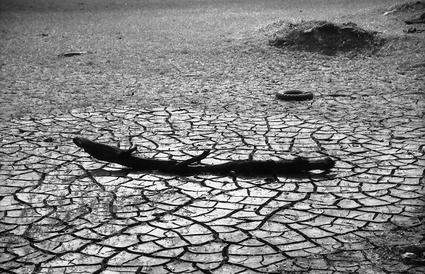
left=58, top=51, right=90, bottom=58
left=401, top=252, right=417, bottom=260
left=405, top=27, right=425, bottom=33
left=43, top=137, right=54, bottom=142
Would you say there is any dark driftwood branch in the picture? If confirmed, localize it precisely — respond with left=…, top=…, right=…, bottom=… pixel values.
left=176, top=149, right=211, bottom=167
left=73, top=137, right=335, bottom=176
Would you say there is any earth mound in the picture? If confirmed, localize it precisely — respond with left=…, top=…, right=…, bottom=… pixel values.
left=268, top=20, right=383, bottom=54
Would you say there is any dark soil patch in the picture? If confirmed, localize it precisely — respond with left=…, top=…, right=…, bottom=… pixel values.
left=268, top=20, right=384, bottom=54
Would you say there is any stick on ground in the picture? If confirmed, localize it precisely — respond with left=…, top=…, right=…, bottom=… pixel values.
left=73, top=137, right=335, bottom=176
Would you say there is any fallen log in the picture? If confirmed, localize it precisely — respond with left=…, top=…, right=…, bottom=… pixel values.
left=73, top=137, right=335, bottom=176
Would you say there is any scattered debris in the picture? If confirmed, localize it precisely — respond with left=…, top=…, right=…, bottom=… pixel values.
left=276, top=90, right=314, bottom=101
left=405, top=12, right=425, bottom=24
left=384, top=1, right=425, bottom=15
left=400, top=245, right=425, bottom=266
left=58, top=51, right=91, bottom=58
left=405, top=26, right=425, bottom=33
left=382, top=1, right=425, bottom=32
left=268, top=20, right=383, bottom=54
left=328, top=92, right=354, bottom=98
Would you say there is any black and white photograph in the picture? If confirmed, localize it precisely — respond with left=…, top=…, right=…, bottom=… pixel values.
left=0, top=0, right=424, bottom=273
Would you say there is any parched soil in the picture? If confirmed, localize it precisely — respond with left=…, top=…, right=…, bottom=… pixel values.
left=0, top=0, right=423, bottom=121
left=0, top=0, right=424, bottom=273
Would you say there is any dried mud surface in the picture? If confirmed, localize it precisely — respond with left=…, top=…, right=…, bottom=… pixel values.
left=0, top=0, right=424, bottom=273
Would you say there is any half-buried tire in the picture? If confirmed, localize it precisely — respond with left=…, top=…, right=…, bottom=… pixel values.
left=276, top=90, right=314, bottom=101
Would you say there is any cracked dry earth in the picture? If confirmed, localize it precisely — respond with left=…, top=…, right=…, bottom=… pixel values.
left=1, top=94, right=425, bottom=273
left=1, top=3, right=425, bottom=274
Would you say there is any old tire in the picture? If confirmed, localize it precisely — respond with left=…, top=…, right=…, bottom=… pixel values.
left=276, top=90, right=314, bottom=101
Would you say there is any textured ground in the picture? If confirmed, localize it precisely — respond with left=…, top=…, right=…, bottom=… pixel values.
left=0, top=0, right=424, bottom=273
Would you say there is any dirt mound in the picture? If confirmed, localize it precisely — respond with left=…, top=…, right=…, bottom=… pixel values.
left=268, top=20, right=383, bottom=54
